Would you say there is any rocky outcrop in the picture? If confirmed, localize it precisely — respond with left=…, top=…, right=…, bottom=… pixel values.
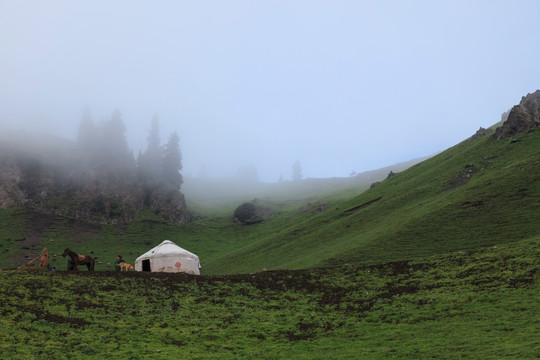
left=386, top=171, right=396, bottom=180
left=0, top=143, right=191, bottom=225
left=470, top=127, right=489, bottom=140
left=369, top=171, right=397, bottom=189
left=493, top=90, right=540, bottom=140
left=370, top=181, right=381, bottom=189
left=0, top=154, right=26, bottom=208
left=146, top=183, right=191, bottom=224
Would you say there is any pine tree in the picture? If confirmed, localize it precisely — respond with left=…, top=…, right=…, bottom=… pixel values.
left=292, top=160, right=303, bottom=181
left=76, top=108, right=99, bottom=154
left=102, top=108, right=130, bottom=156
left=138, top=115, right=162, bottom=180
left=161, top=131, right=183, bottom=189
left=77, top=108, right=131, bottom=163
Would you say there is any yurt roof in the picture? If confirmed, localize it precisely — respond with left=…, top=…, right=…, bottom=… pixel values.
left=137, top=240, right=198, bottom=260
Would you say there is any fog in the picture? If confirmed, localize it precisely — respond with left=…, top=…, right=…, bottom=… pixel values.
left=1, top=1, right=539, bottom=182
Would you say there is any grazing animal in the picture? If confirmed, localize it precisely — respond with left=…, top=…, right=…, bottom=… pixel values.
left=62, top=248, right=95, bottom=271
left=119, top=262, right=134, bottom=271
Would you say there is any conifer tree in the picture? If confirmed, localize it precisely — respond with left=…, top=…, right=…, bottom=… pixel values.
left=77, top=108, right=99, bottom=154
left=138, top=115, right=162, bottom=180
left=292, top=160, right=303, bottom=181
left=161, top=131, right=183, bottom=189
left=102, top=108, right=130, bottom=157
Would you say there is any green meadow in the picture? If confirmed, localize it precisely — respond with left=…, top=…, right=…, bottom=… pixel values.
left=1, top=237, right=538, bottom=359
left=0, top=129, right=539, bottom=358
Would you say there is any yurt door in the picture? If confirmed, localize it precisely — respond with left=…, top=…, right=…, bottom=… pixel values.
left=142, top=259, right=151, bottom=271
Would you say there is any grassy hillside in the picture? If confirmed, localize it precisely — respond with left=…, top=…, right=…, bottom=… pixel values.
left=1, top=236, right=538, bottom=359
left=182, top=156, right=428, bottom=216
left=1, top=129, right=538, bottom=275
left=201, top=129, right=540, bottom=274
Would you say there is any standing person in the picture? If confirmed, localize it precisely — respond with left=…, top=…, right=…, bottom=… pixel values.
left=39, top=248, right=49, bottom=269
left=114, top=254, right=124, bottom=271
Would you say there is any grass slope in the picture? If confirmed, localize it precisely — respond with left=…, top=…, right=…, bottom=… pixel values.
left=0, top=236, right=538, bottom=359
left=182, top=156, right=427, bottom=216
left=202, top=130, right=540, bottom=274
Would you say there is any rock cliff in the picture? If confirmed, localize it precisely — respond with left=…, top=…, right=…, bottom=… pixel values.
left=0, top=133, right=190, bottom=224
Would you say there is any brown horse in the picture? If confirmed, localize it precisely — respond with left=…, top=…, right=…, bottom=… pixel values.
left=62, top=248, right=95, bottom=271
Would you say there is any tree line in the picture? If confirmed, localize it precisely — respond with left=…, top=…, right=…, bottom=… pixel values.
left=77, top=109, right=183, bottom=190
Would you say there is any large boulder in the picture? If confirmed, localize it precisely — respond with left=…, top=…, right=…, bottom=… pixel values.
left=234, top=199, right=274, bottom=225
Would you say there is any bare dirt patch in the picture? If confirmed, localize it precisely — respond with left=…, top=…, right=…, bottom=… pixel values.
left=11, top=212, right=57, bottom=266
left=67, top=218, right=102, bottom=244
left=9, top=211, right=103, bottom=267
left=446, top=164, right=479, bottom=190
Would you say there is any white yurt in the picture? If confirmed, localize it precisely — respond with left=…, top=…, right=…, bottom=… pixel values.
left=135, top=240, right=201, bottom=275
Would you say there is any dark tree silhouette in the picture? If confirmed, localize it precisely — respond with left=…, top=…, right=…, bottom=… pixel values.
left=102, top=109, right=130, bottom=156
left=77, top=109, right=97, bottom=152
left=161, top=131, right=183, bottom=189
left=76, top=108, right=99, bottom=153
left=77, top=108, right=133, bottom=166
left=138, top=115, right=162, bottom=180
left=292, top=160, right=303, bottom=181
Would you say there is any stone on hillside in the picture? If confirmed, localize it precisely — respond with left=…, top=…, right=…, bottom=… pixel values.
left=298, top=202, right=327, bottom=214
left=470, top=127, right=488, bottom=140
left=446, top=164, right=479, bottom=190
left=234, top=200, right=275, bottom=224
left=370, top=181, right=381, bottom=189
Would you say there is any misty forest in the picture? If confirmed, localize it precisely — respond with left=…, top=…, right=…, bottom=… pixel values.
left=0, top=109, right=194, bottom=225
left=78, top=109, right=183, bottom=191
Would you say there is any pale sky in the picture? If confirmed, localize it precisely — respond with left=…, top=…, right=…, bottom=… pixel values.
left=1, top=1, right=539, bottom=182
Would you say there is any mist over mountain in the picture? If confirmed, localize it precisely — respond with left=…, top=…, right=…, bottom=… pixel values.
left=2, top=2, right=539, bottom=182
left=0, top=122, right=430, bottom=224
left=0, top=122, right=189, bottom=224
left=1, top=88, right=538, bottom=227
